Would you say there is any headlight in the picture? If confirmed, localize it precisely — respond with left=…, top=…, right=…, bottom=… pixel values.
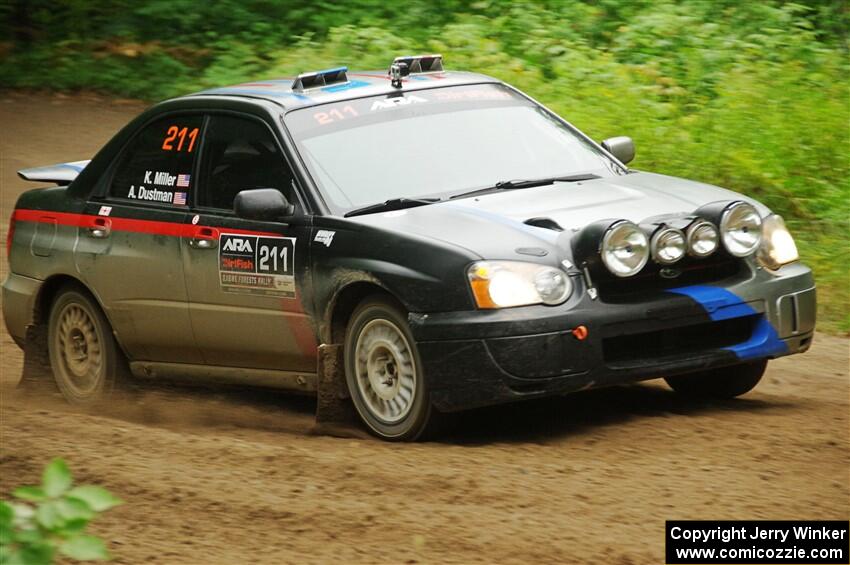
left=601, top=221, right=649, bottom=277
left=720, top=201, right=762, bottom=257
left=651, top=227, right=686, bottom=264
left=758, top=214, right=798, bottom=270
left=468, top=261, right=572, bottom=309
left=686, top=220, right=719, bottom=257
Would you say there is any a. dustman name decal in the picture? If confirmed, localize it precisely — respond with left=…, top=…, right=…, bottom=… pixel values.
left=126, top=171, right=189, bottom=205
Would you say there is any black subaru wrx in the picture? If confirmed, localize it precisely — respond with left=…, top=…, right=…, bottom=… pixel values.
left=4, top=56, right=815, bottom=440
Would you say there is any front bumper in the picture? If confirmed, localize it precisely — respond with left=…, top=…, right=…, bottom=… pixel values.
left=410, top=262, right=815, bottom=412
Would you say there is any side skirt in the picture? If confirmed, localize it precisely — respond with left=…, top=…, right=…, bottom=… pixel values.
left=129, top=361, right=317, bottom=393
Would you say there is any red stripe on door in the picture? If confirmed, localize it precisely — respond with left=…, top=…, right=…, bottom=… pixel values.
left=12, top=209, right=278, bottom=237
left=15, top=208, right=319, bottom=357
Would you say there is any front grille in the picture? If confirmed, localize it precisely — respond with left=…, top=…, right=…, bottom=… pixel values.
left=595, top=256, right=742, bottom=301
left=603, top=314, right=758, bottom=365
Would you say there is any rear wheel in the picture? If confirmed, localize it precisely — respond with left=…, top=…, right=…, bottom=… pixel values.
left=47, top=287, right=124, bottom=405
left=664, top=359, right=767, bottom=399
left=344, top=296, right=435, bottom=441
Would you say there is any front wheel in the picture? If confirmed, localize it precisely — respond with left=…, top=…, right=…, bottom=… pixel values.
left=664, top=359, right=767, bottom=399
left=344, top=296, right=435, bottom=441
left=47, top=286, right=124, bottom=405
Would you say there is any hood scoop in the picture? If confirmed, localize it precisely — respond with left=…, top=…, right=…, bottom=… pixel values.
left=524, top=217, right=564, bottom=232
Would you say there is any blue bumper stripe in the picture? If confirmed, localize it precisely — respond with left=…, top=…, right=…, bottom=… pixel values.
left=668, top=285, right=788, bottom=360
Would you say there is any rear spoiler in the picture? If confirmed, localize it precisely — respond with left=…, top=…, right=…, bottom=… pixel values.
left=17, top=160, right=90, bottom=186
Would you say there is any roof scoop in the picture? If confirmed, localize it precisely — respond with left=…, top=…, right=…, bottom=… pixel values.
left=524, top=217, right=564, bottom=232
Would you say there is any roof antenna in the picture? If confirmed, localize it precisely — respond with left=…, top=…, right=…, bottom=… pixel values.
left=390, top=62, right=405, bottom=89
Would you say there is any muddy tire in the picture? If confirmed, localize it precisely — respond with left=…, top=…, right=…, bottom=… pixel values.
left=344, top=296, right=437, bottom=441
left=664, top=360, right=768, bottom=399
left=47, top=286, right=125, bottom=405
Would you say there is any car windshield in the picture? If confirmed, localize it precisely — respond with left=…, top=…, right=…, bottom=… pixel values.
left=284, top=83, right=624, bottom=214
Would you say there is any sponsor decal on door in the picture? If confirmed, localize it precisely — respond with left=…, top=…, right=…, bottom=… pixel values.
left=219, top=233, right=296, bottom=297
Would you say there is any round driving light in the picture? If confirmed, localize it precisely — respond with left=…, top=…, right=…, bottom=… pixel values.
left=533, top=267, right=572, bottom=305
left=651, top=227, right=686, bottom=264
left=720, top=202, right=762, bottom=257
left=601, top=221, right=649, bottom=277
left=686, top=220, right=719, bottom=257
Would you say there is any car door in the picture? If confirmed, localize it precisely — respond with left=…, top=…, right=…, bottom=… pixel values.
left=75, top=114, right=204, bottom=363
left=182, top=113, right=316, bottom=372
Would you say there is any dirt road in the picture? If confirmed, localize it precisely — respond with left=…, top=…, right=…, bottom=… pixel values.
left=1, top=92, right=848, bottom=564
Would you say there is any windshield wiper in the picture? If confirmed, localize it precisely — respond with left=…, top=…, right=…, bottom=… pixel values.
left=344, top=197, right=442, bottom=218
left=450, top=173, right=601, bottom=200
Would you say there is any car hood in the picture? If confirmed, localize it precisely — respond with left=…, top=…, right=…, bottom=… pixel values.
left=346, top=171, right=769, bottom=261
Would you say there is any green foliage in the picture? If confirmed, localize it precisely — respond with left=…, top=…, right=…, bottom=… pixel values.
left=0, top=459, right=122, bottom=564
left=0, top=0, right=847, bottom=330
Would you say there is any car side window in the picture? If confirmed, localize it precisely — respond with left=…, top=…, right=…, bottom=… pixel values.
left=109, top=116, right=203, bottom=207
left=198, top=115, right=294, bottom=211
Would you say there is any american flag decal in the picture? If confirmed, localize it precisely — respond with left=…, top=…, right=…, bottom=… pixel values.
left=177, top=174, right=191, bottom=188
left=173, top=192, right=187, bottom=205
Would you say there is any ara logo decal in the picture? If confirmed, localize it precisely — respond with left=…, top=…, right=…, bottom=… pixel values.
left=219, top=233, right=297, bottom=298
left=370, top=95, right=427, bottom=111
left=98, top=206, right=112, bottom=217
left=313, top=230, right=335, bottom=247
left=222, top=237, right=253, bottom=253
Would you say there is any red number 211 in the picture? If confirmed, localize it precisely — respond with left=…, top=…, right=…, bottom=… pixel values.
left=162, top=126, right=199, bottom=152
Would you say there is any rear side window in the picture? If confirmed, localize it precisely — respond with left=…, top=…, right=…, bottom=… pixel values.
left=197, top=115, right=294, bottom=211
left=110, top=116, right=203, bottom=207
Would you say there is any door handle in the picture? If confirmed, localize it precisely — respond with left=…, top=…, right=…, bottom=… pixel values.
left=87, top=217, right=111, bottom=238
left=189, top=226, right=219, bottom=249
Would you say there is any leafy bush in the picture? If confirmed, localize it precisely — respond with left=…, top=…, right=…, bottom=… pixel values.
left=0, top=459, right=122, bottom=564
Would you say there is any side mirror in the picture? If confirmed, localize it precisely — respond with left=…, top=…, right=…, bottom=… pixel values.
left=601, top=136, right=635, bottom=165
left=234, top=188, right=294, bottom=221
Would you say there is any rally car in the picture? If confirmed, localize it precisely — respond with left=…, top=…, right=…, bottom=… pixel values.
left=3, top=55, right=815, bottom=440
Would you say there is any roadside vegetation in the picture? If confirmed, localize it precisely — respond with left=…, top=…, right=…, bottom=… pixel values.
left=0, top=459, right=122, bottom=564
left=1, top=0, right=847, bottom=331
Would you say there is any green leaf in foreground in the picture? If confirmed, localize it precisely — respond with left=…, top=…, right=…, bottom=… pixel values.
left=59, top=535, right=110, bottom=561
left=35, top=502, right=63, bottom=530
left=4, top=459, right=120, bottom=563
left=9, top=504, right=35, bottom=524
left=42, top=459, right=72, bottom=498
left=59, top=518, right=90, bottom=536
left=17, top=542, right=54, bottom=565
left=67, top=487, right=123, bottom=513
left=55, top=499, right=94, bottom=522
left=11, top=488, right=45, bottom=503
left=0, top=502, right=12, bottom=526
